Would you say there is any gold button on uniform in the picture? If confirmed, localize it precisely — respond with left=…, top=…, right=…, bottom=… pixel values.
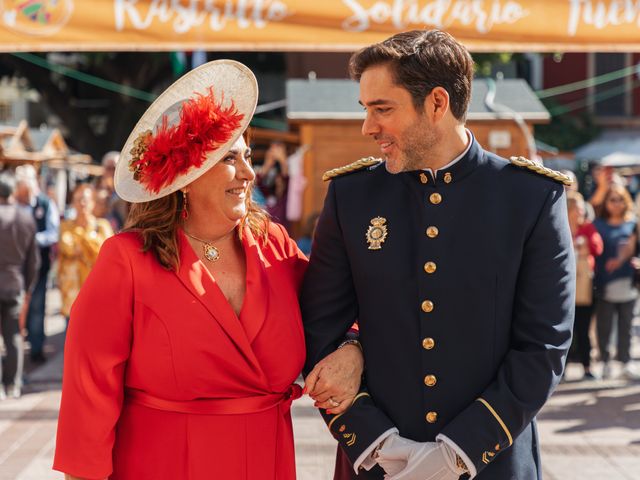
left=420, top=173, right=428, bottom=184
left=444, top=172, right=452, bottom=184
left=424, top=375, right=437, bottom=387
left=421, top=301, right=434, bottom=313
left=426, top=226, right=439, bottom=238
left=424, top=262, right=437, bottom=274
left=429, top=193, right=442, bottom=205
left=426, top=411, right=438, bottom=423
left=422, top=337, right=435, bottom=350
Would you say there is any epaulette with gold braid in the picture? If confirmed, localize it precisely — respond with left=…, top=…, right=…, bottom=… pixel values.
left=509, top=156, right=573, bottom=186
left=322, top=157, right=382, bottom=182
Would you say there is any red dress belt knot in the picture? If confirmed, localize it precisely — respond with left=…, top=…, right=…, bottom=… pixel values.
left=124, top=384, right=302, bottom=416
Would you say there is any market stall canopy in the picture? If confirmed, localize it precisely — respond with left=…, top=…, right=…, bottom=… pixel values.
left=574, top=130, right=640, bottom=167
left=287, top=78, right=549, bottom=121
left=2, top=0, right=640, bottom=52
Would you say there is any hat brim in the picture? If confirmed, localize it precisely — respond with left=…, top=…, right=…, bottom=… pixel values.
left=115, top=60, right=258, bottom=203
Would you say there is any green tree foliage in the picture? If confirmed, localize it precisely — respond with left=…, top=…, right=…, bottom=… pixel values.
left=473, top=53, right=519, bottom=77
left=0, top=53, right=174, bottom=160
left=535, top=103, right=601, bottom=151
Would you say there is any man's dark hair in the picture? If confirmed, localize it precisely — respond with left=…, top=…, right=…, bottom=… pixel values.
left=349, top=29, right=474, bottom=121
left=0, top=171, right=16, bottom=199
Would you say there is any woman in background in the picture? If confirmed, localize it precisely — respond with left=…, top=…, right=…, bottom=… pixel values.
left=593, top=184, right=640, bottom=380
left=57, top=184, right=113, bottom=321
left=567, top=191, right=602, bottom=380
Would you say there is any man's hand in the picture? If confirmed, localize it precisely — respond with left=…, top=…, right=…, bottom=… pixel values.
left=304, top=344, right=363, bottom=414
left=375, top=434, right=466, bottom=480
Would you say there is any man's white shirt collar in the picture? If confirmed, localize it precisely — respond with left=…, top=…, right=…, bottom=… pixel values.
left=424, top=129, right=473, bottom=178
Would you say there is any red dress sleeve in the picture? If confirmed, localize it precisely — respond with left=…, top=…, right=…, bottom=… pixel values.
left=53, top=236, right=134, bottom=479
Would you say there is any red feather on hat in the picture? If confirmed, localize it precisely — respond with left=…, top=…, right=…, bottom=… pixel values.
left=130, top=87, right=244, bottom=194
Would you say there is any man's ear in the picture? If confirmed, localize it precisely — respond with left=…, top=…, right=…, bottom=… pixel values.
left=424, top=87, right=450, bottom=121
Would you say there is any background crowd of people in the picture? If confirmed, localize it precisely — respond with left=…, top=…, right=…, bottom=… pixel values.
left=2, top=148, right=640, bottom=401
left=566, top=165, right=640, bottom=381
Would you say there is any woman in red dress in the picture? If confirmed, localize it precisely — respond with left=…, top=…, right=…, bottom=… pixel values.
left=54, top=60, right=361, bottom=480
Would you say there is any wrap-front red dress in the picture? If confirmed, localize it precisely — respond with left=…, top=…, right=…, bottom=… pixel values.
left=53, top=223, right=307, bottom=479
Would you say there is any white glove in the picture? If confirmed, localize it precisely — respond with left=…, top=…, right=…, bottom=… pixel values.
left=373, top=434, right=410, bottom=476
left=375, top=434, right=466, bottom=480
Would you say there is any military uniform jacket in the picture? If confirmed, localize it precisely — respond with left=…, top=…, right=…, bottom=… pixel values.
left=301, top=139, right=575, bottom=479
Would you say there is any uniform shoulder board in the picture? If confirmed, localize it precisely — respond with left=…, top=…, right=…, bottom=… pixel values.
left=322, top=157, right=383, bottom=182
left=509, top=156, right=573, bottom=187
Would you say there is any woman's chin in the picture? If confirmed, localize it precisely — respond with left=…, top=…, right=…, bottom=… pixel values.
left=227, top=206, right=247, bottom=223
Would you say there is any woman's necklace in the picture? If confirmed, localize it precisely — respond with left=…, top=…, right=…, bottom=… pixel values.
left=183, top=230, right=232, bottom=262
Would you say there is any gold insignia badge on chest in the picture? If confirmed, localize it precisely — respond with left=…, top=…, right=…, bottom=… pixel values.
left=366, top=217, right=388, bottom=250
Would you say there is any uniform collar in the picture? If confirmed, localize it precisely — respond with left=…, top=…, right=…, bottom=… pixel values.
left=415, top=130, right=483, bottom=187
left=423, top=129, right=473, bottom=177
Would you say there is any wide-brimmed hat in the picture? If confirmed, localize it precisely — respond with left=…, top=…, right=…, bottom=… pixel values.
left=115, top=60, right=258, bottom=203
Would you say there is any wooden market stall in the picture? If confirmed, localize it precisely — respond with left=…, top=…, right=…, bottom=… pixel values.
left=0, top=120, right=95, bottom=209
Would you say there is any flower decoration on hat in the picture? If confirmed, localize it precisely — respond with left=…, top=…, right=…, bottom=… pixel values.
left=128, top=87, right=244, bottom=194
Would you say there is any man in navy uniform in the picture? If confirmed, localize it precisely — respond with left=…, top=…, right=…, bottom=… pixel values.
left=301, top=30, right=574, bottom=480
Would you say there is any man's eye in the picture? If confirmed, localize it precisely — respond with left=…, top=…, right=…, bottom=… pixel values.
left=376, top=108, right=391, bottom=114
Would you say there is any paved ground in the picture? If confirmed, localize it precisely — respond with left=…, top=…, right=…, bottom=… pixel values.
left=1, top=289, right=640, bottom=480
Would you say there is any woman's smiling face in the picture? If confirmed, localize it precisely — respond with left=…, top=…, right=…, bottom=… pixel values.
left=187, top=136, right=255, bottom=225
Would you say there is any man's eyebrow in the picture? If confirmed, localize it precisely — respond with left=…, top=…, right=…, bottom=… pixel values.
left=358, top=99, right=396, bottom=107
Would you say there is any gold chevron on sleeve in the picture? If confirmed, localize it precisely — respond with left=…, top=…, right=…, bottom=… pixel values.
left=344, top=432, right=357, bottom=447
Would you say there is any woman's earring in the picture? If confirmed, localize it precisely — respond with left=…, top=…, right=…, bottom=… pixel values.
left=181, top=190, right=188, bottom=220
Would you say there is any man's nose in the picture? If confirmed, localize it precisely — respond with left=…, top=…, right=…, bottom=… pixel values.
left=361, top=113, right=379, bottom=137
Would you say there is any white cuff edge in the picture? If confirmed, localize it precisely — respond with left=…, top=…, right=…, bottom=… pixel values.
left=436, top=433, right=477, bottom=479
left=353, top=427, right=399, bottom=473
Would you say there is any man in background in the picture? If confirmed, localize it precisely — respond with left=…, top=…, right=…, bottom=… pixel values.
left=14, top=165, right=59, bottom=364
left=0, top=171, right=39, bottom=399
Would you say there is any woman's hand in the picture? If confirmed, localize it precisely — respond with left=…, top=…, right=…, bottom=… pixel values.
left=304, top=344, right=364, bottom=415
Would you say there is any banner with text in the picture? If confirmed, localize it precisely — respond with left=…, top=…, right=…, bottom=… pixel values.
left=1, top=0, right=640, bottom=52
